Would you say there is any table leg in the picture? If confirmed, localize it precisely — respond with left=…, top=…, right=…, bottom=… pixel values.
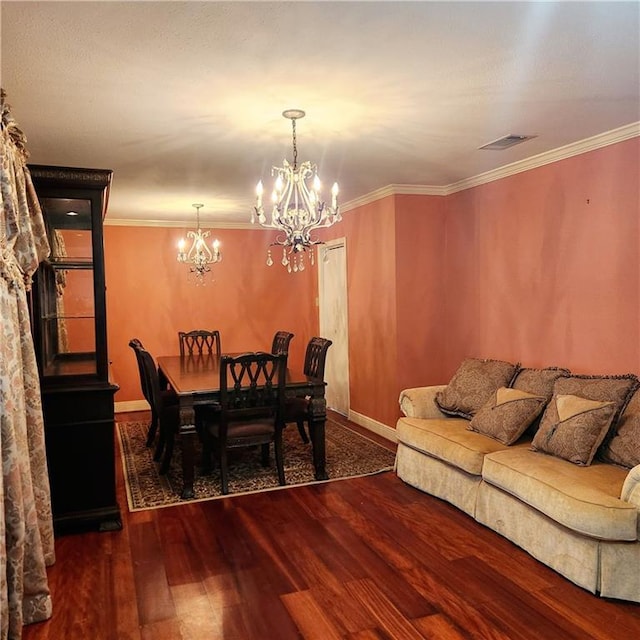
left=179, top=406, right=197, bottom=499
left=308, top=397, right=328, bottom=480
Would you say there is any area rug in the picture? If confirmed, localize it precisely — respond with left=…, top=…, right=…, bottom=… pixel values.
left=117, top=419, right=396, bottom=511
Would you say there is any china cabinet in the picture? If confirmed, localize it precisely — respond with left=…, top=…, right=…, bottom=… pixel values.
left=29, top=165, right=121, bottom=533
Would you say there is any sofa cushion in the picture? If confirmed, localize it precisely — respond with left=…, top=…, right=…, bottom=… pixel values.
left=468, top=387, right=547, bottom=445
left=532, top=394, right=616, bottom=465
left=511, top=366, right=571, bottom=401
left=435, top=358, right=520, bottom=419
left=600, top=388, right=640, bottom=469
left=396, top=416, right=512, bottom=476
left=482, top=447, right=637, bottom=541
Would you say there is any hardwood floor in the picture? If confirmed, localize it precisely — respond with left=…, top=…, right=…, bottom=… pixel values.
left=24, top=412, right=640, bottom=640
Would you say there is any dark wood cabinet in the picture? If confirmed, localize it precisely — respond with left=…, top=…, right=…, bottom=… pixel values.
left=29, top=165, right=121, bottom=534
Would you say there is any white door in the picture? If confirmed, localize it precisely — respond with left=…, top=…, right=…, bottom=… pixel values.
left=318, top=239, right=350, bottom=416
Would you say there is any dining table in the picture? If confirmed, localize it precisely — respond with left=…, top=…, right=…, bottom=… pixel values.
left=157, top=353, right=329, bottom=498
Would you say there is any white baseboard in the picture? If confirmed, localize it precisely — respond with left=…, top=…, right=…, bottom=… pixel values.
left=115, top=399, right=149, bottom=413
left=348, top=410, right=397, bottom=443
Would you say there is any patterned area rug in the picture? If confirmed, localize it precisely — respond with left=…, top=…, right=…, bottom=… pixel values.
left=117, top=419, right=396, bottom=511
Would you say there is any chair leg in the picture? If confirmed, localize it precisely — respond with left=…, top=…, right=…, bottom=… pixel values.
left=260, top=443, right=270, bottom=466
left=153, top=428, right=165, bottom=462
left=160, top=431, right=174, bottom=475
left=275, top=432, right=285, bottom=486
left=201, top=433, right=212, bottom=475
left=220, top=447, right=229, bottom=495
left=159, top=408, right=174, bottom=474
left=296, top=419, right=309, bottom=444
left=146, top=408, right=159, bottom=447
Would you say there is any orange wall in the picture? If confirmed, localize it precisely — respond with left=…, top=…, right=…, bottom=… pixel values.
left=104, top=226, right=318, bottom=402
left=326, top=194, right=448, bottom=427
left=334, top=197, right=399, bottom=427
left=322, top=138, right=639, bottom=428
left=441, top=138, right=639, bottom=380
left=395, top=194, right=448, bottom=394
left=104, top=137, right=639, bottom=427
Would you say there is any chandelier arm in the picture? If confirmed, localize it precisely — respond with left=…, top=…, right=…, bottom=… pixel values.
left=186, top=230, right=214, bottom=265
left=276, top=172, right=296, bottom=230
left=295, top=169, right=322, bottom=226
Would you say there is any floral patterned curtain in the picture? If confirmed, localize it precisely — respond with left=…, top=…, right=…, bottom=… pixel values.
left=0, top=89, right=54, bottom=639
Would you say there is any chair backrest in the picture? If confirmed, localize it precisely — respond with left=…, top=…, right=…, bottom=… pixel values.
left=179, top=329, right=221, bottom=356
left=219, top=352, right=286, bottom=422
left=137, top=347, right=164, bottom=414
left=129, top=338, right=151, bottom=403
left=303, top=337, right=333, bottom=381
left=271, top=331, right=294, bottom=355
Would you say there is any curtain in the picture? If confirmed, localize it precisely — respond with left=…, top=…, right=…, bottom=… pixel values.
left=0, top=90, right=54, bottom=639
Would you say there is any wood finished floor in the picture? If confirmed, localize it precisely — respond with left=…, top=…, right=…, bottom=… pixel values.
left=24, top=411, right=640, bottom=640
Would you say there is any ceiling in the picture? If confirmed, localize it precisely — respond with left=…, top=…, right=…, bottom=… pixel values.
left=2, top=1, right=639, bottom=227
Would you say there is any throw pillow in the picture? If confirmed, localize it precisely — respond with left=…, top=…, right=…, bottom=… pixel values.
left=511, top=367, right=571, bottom=401
left=435, top=358, right=520, bottom=419
left=468, top=387, right=547, bottom=445
left=531, top=394, right=616, bottom=465
left=600, top=388, right=640, bottom=469
left=552, top=374, right=638, bottom=426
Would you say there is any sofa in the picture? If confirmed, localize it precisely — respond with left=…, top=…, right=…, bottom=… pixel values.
left=395, top=358, right=640, bottom=603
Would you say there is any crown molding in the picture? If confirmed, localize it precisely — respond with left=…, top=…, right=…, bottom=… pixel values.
left=104, top=218, right=256, bottom=229
left=105, top=122, right=639, bottom=225
left=340, top=184, right=447, bottom=213
left=444, top=121, right=640, bottom=195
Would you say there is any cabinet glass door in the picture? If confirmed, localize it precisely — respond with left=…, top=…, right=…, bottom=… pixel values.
left=40, top=196, right=97, bottom=376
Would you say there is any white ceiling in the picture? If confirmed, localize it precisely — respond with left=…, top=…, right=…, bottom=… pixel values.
left=2, top=1, right=639, bottom=226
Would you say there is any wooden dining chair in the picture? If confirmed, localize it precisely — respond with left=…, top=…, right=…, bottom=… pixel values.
left=284, top=336, right=333, bottom=444
left=179, top=329, right=221, bottom=356
left=129, top=338, right=164, bottom=447
left=137, top=346, right=180, bottom=473
left=202, top=352, right=287, bottom=495
left=271, top=330, right=294, bottom=356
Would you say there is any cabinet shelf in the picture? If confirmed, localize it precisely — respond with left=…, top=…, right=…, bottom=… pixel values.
left=42, top=314, right=95, bottom=320
left=47, top=257, right=94, bottom=269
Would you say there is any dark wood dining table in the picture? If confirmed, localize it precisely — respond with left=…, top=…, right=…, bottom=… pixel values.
left=157, top=353, right=329, bottom=498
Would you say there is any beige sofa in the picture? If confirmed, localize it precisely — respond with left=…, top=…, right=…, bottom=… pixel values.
left=395, top=364, right=640, bottom=603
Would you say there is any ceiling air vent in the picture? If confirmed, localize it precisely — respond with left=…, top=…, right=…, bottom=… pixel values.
left=479, top=134, right=536, bottom=151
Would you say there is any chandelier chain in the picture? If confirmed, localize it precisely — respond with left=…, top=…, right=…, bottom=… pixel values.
left=291, top=118, right=298, bottom=170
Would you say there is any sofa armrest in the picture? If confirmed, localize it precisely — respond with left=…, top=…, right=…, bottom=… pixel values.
left=621, top=464, right=640, bottom=507
left=399, top=385, right=448, bottom=419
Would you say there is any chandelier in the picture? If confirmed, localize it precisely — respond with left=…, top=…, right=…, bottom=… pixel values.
left=252, top=109, right=341, bottom=273
left=177, top=203, right=222, bottom=283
